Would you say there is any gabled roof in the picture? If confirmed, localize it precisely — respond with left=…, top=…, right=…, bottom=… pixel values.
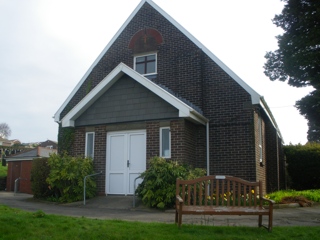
left=54, top=0, right=281, bottom=137
left=54, top=0, right=261, bottom=123
left=61, top=63, right=208, bottom=127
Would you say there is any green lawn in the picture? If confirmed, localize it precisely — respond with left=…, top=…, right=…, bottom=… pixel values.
left=0, top=205, right=319, bottom=240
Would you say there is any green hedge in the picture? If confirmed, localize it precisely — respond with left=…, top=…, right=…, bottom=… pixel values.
left=30, top=158, right=55, bottom=199
left=284, top=143, right=320, bottom=190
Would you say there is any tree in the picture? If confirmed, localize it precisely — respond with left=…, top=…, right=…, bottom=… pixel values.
left=0, top=123, right=11, bottom=139
left=296, top=90, right=320, bottom=142
left=264, top=0, right=320, bottom=141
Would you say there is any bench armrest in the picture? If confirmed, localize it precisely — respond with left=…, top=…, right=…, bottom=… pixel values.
left=261, top=197, right=275, bottom=206
left=176, top=195, right=183, bottom=203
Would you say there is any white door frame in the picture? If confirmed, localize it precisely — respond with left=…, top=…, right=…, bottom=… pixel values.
left=106, top=130, right=146, bottom=195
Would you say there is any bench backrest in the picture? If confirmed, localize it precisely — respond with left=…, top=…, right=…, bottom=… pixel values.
left=176, top=175, right=263, bottom=207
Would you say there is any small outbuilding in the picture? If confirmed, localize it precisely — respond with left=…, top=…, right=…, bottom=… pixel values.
left=6, top=144, right=57, bottom=194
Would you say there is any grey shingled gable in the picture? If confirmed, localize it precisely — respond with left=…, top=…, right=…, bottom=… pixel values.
left=75, top=74, right=179, bottom=126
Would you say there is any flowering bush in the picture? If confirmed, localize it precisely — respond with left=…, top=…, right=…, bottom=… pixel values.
left=204, top=189, right=265, bottom=206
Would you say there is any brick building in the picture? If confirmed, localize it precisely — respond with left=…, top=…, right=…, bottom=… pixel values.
left=54, top=0, right=285, bottom=195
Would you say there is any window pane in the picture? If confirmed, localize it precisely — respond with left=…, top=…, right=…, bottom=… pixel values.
left=136, top=63, right=145, bottom=74
left=161, top=128, right=170, bottom=157
left=86, top=133, right=94, bottom=158
left=147, top=55, right=155, bottom=61
left=146, top=62, right=156, bottom=73
left=136, top=56, right=145, bottom=63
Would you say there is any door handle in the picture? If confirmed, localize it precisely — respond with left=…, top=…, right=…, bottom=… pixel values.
left=127, top=160, right=130, bottom=167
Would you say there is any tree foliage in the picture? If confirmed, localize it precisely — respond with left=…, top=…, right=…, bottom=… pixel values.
left=264, top=0, right=320, bottom=141
left=264, top=0, right=320, bottom=87
left=0, top=123, right=11, bottom=139
left=296, top=90, right=320, bottom=142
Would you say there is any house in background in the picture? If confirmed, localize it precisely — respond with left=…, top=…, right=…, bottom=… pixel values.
left=54, top=0, right=285, bottom=196
left=39, top=140, right=58, bottom=150
left=5, top=140, right=57, bottom=194
left=0, top=137, right=13, bottom=147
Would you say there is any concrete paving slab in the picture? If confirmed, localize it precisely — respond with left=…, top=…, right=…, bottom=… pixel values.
left=0, top=191, right=319, bottom=227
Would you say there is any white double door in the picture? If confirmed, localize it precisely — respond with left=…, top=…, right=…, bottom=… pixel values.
left=106, top=130, right=146, bottom=195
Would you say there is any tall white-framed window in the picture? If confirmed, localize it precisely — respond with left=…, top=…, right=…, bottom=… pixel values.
left=258, top=116, right=263, bottom=163
left=85, top=132, right=95, bottom=159
left=160, top=127, right=171, bottom=158
left=134, top=53, right=157, bottom=76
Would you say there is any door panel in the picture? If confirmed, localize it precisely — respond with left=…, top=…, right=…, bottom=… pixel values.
left=109, top=173, right=125, bottom=194
left=127, top=133, right=146, bottom=194
left=107, top=134, right=126, bottom=194
left=109, top=135, right=126, bottom=171
left=128, top=133, right=146, bottom=171
left=10, top=162, right=21, bottom=191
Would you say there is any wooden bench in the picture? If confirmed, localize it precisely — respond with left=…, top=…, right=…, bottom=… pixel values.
left=175, top=175, right=275, bottom=231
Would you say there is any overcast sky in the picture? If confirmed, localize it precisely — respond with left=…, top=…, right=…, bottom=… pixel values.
left=0, top=0, right=313, bottom=144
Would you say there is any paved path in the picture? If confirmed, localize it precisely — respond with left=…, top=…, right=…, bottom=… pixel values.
left=0, top=192, right=319, bottom=227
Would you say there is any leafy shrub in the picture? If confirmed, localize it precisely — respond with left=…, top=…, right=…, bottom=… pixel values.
left=267, top=189, right=320, bottom=203
left=46, top=153, right=97, bottom=203
left=284, top=143, right=320, bottom=190
left=136, top=156, right=206, bottom=209
left=0, top=164, right=7, bottom=178
left=30, top=158, right=55, bottom=199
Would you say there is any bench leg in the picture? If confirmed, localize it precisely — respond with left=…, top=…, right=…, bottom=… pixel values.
left=268, top=212, right=273, bottom=232
left=175, top=210, right=178, bottom=224
left=175, top=209, right=182, bottom=227
left=258, top=215, right=262, bottom=227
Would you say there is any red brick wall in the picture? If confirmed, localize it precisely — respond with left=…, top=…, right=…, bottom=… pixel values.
left=93, top=125, right=106, bottom=195
left=196, top=125, right=207, bottom=170
left=147, top=119, right=204, bottom=167
left=254, top=111, right=267, bottom=194
left=73, top=126, right=86, bottom=156
left=170, top=120, right=184, bottom=162
left=146, top=121, right=160, bottom=166
left=265, top=119, right=286, bottom=193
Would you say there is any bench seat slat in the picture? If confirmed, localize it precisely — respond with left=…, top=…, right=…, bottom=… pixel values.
left=176, top=205, right=270, bottom=215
